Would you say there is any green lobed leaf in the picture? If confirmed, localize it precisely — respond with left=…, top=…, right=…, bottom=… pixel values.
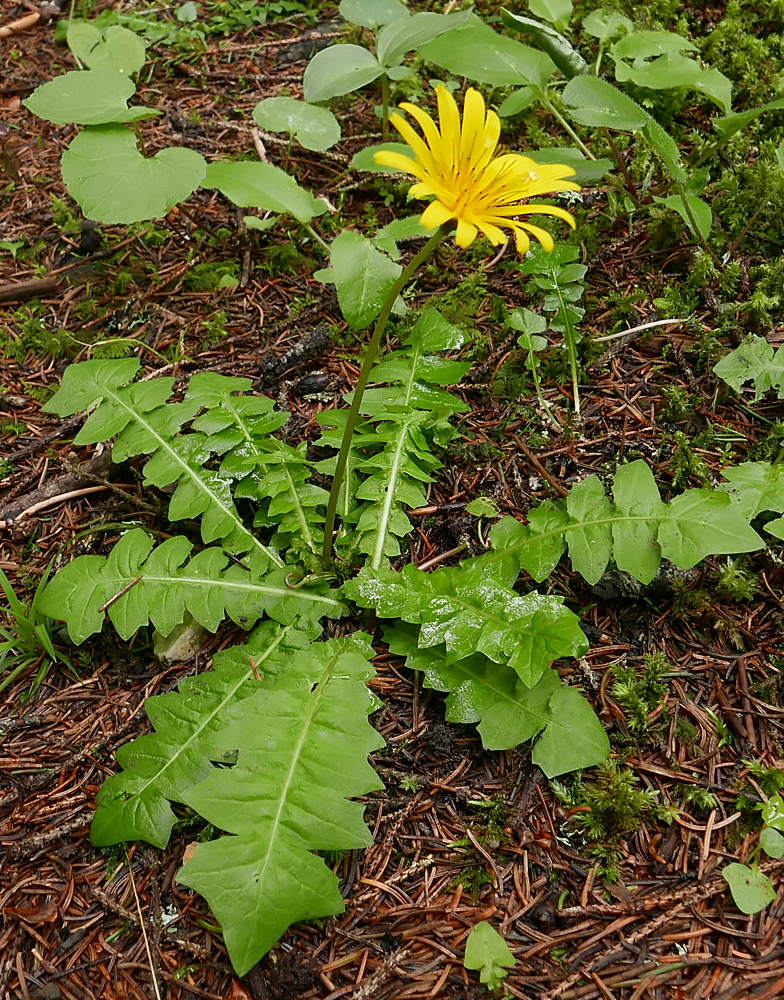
left=91, top=622, right=316, bottom=848
left=339, top=0, right=409, bottom=28
left=463, top=922, right=516, bottom=991
left=345, top=561, right=588, bottom=688
left=314, top=229, right=402, bottom=330
left=203, top=160, right=327, bottom=224
left=252, top=97, right=340, bottom=152
left=582, top=10, right=632, bottom=41
left=713, top=335, right=784, bottom=400
left=562, top=75, right=648, bottom=130
left=376, top=8, right=473, bottom=69
left=613, top=51, right=732, bottom=114
left=61, top=125, right=206, bottom=223
left=23, top=70, right=159, bottom=125
left=43, top=361, right=277, bottom=558
left=657, top=491, right=762, bottom=569
left=500, top=9, right=590, bottom=79
left=722, top=863, right=776, bottom=915
left=418, top=14, right=556, bottom=90
left=611, top=461, right=665, bottom=585
left=67, top=22, right=147, bottom=75
left=302, top=43, right=382, bottom=103
left=177, top=632, right=384, bottom=976
left=38, top=528, right=343, bottom=646
left=720, top=461, right=784, bottom=520
left=566, top=476, right=614, bottom=585
left=385, top=623, right=608, bottom=773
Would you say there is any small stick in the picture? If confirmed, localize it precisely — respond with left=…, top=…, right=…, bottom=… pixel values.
left=125, top=854, right=163, bottom=1000
left=98, top=576, right=143, bottom=612
left=0, top=12, right=40, bottom=39
left=0, top=277, right=60, bottom=303
left=0, top=485, right=109, bottom=527
left=416, top=542, right=466, bottom=571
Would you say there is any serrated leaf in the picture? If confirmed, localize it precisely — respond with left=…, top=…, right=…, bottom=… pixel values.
left=385, top=623, right=607, bottom=771
left=713, top=96, right=784, bottom=144
left=42, top=360, right=277, bottom=558
left=346, top=562, right=588, bottom=687
left=464, top=922, right=515, bottom=991
left=61, top=125, right=206, bottom=223
left=302, top=43, right=382, bottom=103
left=500, top=9, right=589, bottom=79
left=177, top=632, right=384, bottom=976
left=252, top=97, right=340, bottom=152
left=722, top=863, right=776, bottom=915
left=314, top=229, right=402, bottom=330
left=91, top=622, right=314, bottom=848
left=339, top=0, right=409, bottom=28
left=23, top=70, right=158, bottom=125
left=67, top=22, right=147, bottom=75
left=657, top=491, right=763, bottom=569
left=38, top=529, right=344, bottom=645
left=418, top=14, right=555, bottom=90
left=719, top=461, right=784, bottom=519
left=566, top=476, right=614, bottom=585
left=203, top=160, right=327, bottom=224
left=377, top=8, right=472, bottom=69
left=612, top=462, right=664, bottom=585
left=562, top=75, right=648, bottom=130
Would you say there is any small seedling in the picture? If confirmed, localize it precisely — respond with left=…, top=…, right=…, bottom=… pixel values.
left=464, top=921, right=516, bottom=994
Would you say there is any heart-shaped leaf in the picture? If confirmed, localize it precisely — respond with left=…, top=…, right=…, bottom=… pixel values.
left=252, top=97, right=340, bottom=152
left=23, top=70, right=158, bottom=125
left=61, top=125, right=206, bottom=223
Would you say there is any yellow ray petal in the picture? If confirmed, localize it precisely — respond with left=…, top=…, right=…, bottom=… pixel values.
left=421, top=200, right=456, bottom=229
left=518, top=221, right=555, bottom=251
left=454, top=217, right=478, bottom=248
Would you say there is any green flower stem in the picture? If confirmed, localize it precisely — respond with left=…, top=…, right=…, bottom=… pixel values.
left=673, top=177, right=723, bottom=269
left=537, top=92, right=595, bottom=161
left=322, top=226, right=448, bottom=564
left=381, top=74, right=390, bottom=140
left=554, top=283, right=581, bottom=418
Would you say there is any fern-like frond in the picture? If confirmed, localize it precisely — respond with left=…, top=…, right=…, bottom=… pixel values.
left=38, top=528, right=344, bottom=645
left=177, top=631, right=384, bottom=976
left=43, top=361, right=283, bottom=563
left=91, top=621, right=318, bottom=849
left=344, top=561, right=587, bottom=687
left=384, top=622, right=609, bottom=775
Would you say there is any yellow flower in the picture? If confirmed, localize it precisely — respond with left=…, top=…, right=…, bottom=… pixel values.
left=374, top=85, right=580, bottom=254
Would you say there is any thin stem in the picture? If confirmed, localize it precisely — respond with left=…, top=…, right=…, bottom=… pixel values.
left=673, top=176, right=723, bottom=270
left=304, top=223, right=330, bottom=253
left=132, top=122, right=148, bottom=159
left=602, top=128, right=644, bottom=206
left=322, top=226, right=448, bottom=563
left=538, top=92, right=595, bottom=160
left=381, top=73, right=390, bottom=140
left=555, top=284, right=581, bottom=417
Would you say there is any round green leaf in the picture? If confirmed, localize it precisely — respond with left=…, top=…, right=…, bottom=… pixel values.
left=67, top=22, right=147, bottom=75
left=203, top=161, right=327, bottom=224
left=760, top=827, right=784, bottom=860
left=302, top=44, right=382, bottom=103
left=350, top=141, right=414, bottom=173
left=339, top=0, right=409, bottom=28
left=61, top=125, right=207, bottom=223
left=23, top=70, right=159, bottom=125
left=722, top=863, right=776, bottom=915
left=252, top=97, right=340, bottom=152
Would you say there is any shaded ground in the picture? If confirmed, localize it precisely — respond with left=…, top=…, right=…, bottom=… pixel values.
left=1, top=3, right=784, bottom=999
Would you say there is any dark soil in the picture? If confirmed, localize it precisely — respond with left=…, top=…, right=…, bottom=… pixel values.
left=1, top=3, right=783, bottom=1000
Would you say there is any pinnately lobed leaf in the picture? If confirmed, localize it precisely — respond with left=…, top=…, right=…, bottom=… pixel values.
left=177, top=631, right=384, bottom=976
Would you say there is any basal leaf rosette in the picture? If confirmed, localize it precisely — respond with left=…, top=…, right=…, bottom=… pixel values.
left=374, top=85, right=580, bottom=252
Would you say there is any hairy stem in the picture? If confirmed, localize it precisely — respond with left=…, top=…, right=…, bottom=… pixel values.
left=322, top=226, right=448, bottom=563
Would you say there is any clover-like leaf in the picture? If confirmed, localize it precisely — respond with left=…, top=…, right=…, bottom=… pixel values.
left=61, top=125, right=206, bottom=223
left=464, top=922, right=516, bottom=992
left=722, top=863, right=776, bottom=915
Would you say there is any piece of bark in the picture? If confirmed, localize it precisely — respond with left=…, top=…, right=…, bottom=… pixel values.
left=0, top=451, right=114, bottom=523
left=0, top=277, right=60, bottom=303
left=256, top=324, right=331, bottom=389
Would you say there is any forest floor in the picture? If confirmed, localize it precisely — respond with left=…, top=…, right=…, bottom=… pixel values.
left=1, top=2, right=783, bottom=999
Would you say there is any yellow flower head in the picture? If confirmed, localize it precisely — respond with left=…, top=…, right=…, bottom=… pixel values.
left=374, top=85, right=580, bottom=254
